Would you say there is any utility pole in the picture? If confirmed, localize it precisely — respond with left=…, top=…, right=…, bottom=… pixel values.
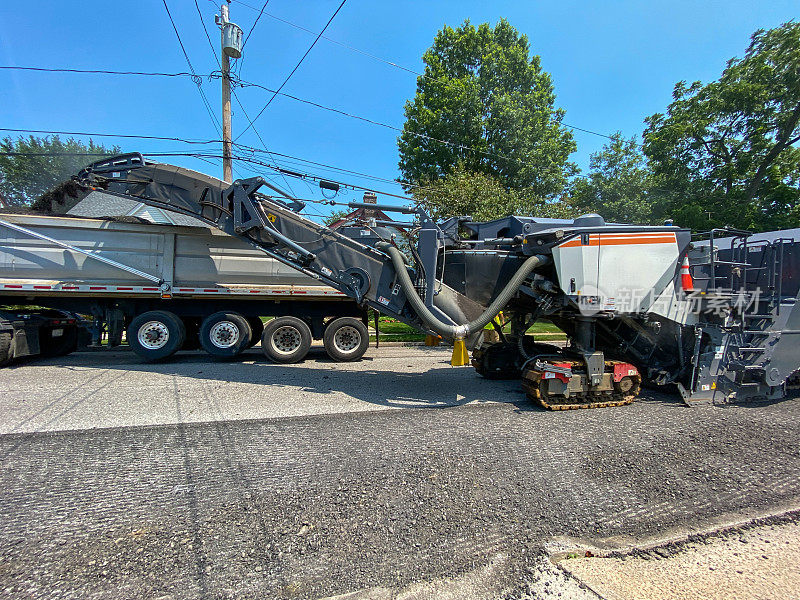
left=216, top=3, right=242, bottom=183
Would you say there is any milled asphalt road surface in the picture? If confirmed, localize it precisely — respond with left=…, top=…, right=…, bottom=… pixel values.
left=0, top=346, right=799, bottom=599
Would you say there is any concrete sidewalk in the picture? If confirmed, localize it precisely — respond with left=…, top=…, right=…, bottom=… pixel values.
left=552, top=513, right=800, bottom=600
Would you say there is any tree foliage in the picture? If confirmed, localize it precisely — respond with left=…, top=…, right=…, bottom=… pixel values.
left=322, top=208, right=351, bottom=226
left=411, top=164, right=577, bottom=222
left=398, top=19, right=576, bottom=206
left=0, top=136, right=118, bottom=207
left=571, top=133, right=656, bottom=224
left=643, top=21, right=800, bottom=232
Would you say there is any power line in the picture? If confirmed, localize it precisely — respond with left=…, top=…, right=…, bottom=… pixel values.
left=235, top=0, right=269, bottom=78
left=0, top=124, right=507, bottom=200
left=121, top=149, right=417, bottom=202
left=235, top=0, right=347, bottom=140
left=228, top=2, right=614, bottom=140
left=232, top=75, right=545, bottom=169
left=0, top=145, right=611, bottom=214
left=231, top=0, right=424, bottom=77
left=0, top=152, right=115, bottom=157
left=2, top=62, right=618, bottom=164
left=223, top=153, right=416, bottom=202
left=0, top=65, right=195, bottom=78
left=0, top=124, right=442, bottom=196
left=231, top=143, right=424, bottom=190
left=195, top=0, right=220, bottom=62
left=4, top=61, right=532, bottom=166
left=0, top=144, right=435, bottom=211
left=0, top=127, right=222, bottom=144
left=192, top=0, right=297, bottom=195
left=7, top=147, right=416, bottom=204
left=233, top=91, right=300, bottom=194
left=240, top=1, right=269, bottom=53
left=161, top=0, right=223, bottom=136
left=3, top=61, right=617, bottom=142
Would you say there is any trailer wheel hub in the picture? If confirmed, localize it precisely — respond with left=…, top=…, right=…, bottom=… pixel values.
left=138, top=321, right=169, bottom=350
left=333, top=325, right=361, bottom=353
left=271, top=326, right=302, bottom=354
left=209, top=321, right=240, bottom=349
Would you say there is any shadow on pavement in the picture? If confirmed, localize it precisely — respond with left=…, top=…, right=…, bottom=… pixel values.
left=27, top=347, right=527, bottom=411
left=31, top=347, right=690, bottom=413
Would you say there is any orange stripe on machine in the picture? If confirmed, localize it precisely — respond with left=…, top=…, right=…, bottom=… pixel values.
left=558, top=233, right=676, bottom=248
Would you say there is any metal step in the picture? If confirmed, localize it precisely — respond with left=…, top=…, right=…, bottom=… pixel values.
left=726, top=362, right=766, bottom=372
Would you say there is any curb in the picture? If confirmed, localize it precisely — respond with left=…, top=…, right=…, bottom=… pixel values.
left=544, top=504, right=800, bottom=600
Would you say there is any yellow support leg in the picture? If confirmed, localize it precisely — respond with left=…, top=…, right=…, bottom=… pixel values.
left=450, top=337, right=470, bottom=366
left=425, top=334, right=441, bottom=346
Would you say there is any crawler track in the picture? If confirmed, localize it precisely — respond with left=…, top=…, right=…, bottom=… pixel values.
left=521, top=364, right=641, bottom=410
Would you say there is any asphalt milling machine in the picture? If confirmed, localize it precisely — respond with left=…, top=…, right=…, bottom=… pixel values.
left=24, top=153, right=800, bottom=409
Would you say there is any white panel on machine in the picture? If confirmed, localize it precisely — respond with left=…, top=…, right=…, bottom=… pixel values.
left=552, top=233, right=599, bottom=296
left=553, top=231, right=681, bottom=314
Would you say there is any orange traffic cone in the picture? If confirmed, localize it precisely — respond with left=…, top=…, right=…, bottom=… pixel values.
left=680, top=257, right=694, bottom=291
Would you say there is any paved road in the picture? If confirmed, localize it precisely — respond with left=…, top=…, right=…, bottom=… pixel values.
left=0, top=347, right=799, bottom=599
left=0, top=346, right=516, bottom=434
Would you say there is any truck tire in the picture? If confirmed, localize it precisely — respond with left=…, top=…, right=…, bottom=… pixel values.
left=199, top=312, right=252, bottom=358
left=323, top=317, right=369, bottom=362
left=261, top=316, right=312, bottom=364
left=0, top=331, right=13, bottom=367
left=246, top=317, right=264, bottom=348
left=127, top=310, right=186, bottom=361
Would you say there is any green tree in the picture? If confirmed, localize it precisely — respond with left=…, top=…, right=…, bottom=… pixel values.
left=0, top=136, right=118, bottom=207
left=643, top=21, right=800, bottom=232
left=398, top=19, right=576, bottom=204
left=322, top=208, right=351, bottom=226
left=571, top=133, right=656, bottom=224
left=411, top=163, right=577, bottom=222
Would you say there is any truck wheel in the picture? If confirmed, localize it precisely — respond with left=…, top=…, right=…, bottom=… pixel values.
left=0, top=331, right=14, bottom=367
left=199, top=312, right=252, bottom=358
left=246, top=317, right=264, bottom=348
left=261, top=316, right=312, bottom=363
left=323, top=317, right=369, bottom=362
left=127, top=311, right=186, bottom=361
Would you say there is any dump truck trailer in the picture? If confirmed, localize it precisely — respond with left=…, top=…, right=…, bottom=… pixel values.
left=0, top=207, right=368, bottom=365
left=9, top=152, right=800, bottom=409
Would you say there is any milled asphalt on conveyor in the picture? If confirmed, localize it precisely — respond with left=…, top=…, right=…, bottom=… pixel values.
left=0, top=346, right=799, bottom=599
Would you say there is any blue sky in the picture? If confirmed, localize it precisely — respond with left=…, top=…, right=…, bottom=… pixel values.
left=0, top=1, right=797, bottom=220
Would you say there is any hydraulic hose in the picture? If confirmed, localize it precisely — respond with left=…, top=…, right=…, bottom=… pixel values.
left=376, top=241, right=549, bottom=339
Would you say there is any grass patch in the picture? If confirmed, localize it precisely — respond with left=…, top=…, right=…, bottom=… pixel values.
left=371, top=315, right=566, bottom=341
left=525, top=321, right=563, bottom=334
left=371, top=317, right=425, bottom=342
left=373, top=317, right=419, bottom=334
left=369, top=334, right=426, bottom=342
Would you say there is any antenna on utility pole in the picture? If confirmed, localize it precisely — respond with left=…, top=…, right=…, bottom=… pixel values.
left=216, top=3, right=242, bottom=183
